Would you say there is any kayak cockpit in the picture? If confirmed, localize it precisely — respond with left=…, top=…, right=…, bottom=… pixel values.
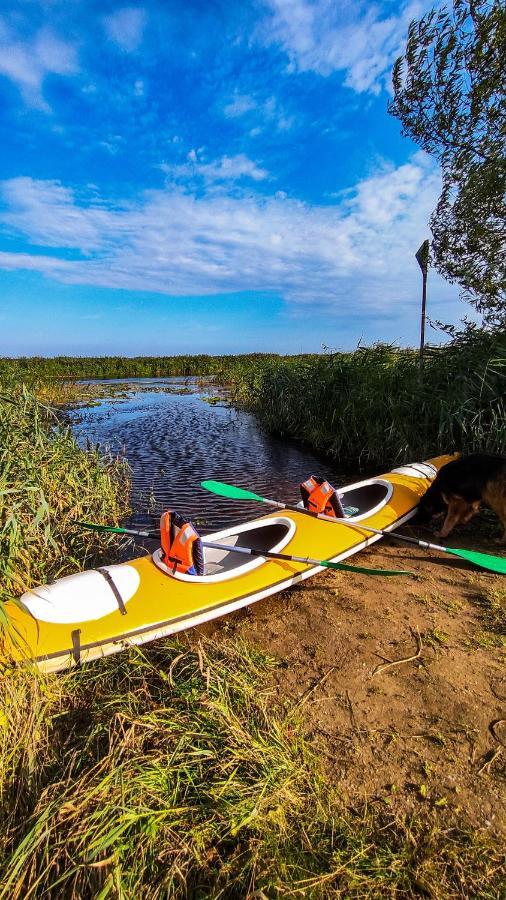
left=153, top=517, right=296, bottom=582
left=154, top=479, right=393, bottom=582
left=340, top=478, right=393, bottom=520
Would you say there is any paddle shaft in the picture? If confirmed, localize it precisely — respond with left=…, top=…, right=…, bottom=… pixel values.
left=199, top=483, right=505, bottom=574
left=73, top=521, right=408, bottom=574
left=251, top=498, right=454, bottom=553
left=287, top=510, right=506, bottom=573
left=82, top=524, right=340, bottom=565
left=204, top=540, right=341, bottom=569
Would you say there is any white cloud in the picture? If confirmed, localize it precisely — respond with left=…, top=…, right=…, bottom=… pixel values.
left=102, top=7, right=146, bottom=52
left=162, top=152, right=270, bottom=185
left=0, top=21, right=78, bottom=109
left=258, top=0, right=428, bottom=94
left=223, top=93, right=258, bottom=118
left=223, top=91, right=295, bottom=131
left=0, top=154, right=456, bottom=319
left=196, top=154, right=269, bottom=183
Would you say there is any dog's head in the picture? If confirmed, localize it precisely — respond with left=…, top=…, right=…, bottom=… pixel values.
left=417, top=481, right=446, bottom=522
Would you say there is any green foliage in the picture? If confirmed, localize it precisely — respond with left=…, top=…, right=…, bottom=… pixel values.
left=233, top=331, right=505, bottom=468
left=390, top=0, right=506, bottom=327
left=1, top=639, right=504, bottom=898
left=0, top=353, right=309, bottom=383
left=0, top=382, right=130, bottom=620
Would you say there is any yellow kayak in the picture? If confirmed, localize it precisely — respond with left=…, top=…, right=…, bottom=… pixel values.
left=4, top=455, right=454, bottom=672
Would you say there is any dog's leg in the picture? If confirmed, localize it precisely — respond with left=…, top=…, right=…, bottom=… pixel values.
left=435, top=496, right=461, bottom=538
left=436, top=496, right=480, bottom=538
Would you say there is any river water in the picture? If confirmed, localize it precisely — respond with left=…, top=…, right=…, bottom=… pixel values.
left=70, top=378, right=344, bottom=534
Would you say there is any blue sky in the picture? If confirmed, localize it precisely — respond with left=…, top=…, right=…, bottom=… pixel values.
left=0, top=0, right=467, bottom=355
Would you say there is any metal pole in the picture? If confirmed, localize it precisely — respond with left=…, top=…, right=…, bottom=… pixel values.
left=415, top=240, right=430, bottom=371
left=419, top=266, right=427, bottom=369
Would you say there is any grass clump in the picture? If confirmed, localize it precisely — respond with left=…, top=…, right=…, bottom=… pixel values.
left=464, top=586, right=506, bottom=650
left=0, top=381, right=129, bottom=624
left=1, top=639, right=504, bottom=899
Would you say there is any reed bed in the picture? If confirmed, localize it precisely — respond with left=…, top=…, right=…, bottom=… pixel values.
left=0, top=353, right=306, bottom=383
left=0, top=381, right=129, bottom=622
left=233, top=330, right=506, bottom=469
left=1, top=639, right=503, bottom=899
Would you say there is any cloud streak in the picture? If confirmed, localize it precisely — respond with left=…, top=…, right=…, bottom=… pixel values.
left=161, top=153, right=270, bottom=186
left=0, top=154, right=454, bottom=317
left=102, top=6, right=147, bottom=52
left=258, top=0, right=428, bottom=94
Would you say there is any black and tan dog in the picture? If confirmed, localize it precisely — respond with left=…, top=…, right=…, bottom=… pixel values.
left=418, top=454, right=506, bottom=544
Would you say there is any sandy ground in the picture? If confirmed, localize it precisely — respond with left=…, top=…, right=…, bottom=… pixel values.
left=200, top=514, right=506, bottom=840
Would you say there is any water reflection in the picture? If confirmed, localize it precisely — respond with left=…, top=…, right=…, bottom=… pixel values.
left=70, top=378, right=344, bottom=533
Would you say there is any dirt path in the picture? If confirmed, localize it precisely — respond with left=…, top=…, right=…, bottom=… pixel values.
left=201, top=517, right=506, bottom=840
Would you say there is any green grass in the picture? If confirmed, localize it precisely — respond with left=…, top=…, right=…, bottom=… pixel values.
left=1, top=638, right=504, bottom=899
left=232, top=329, right=506, bottom=469
left=0, top=381, right=130, bottom=623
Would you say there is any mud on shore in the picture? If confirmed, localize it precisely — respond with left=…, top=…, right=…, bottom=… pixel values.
left=202, top=515, right=506, bottom=841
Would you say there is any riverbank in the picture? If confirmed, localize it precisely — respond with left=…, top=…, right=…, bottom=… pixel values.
left=204, top=523, right=505, bottom=841
left=1, top=536, right=504, bottom=897
left=1, top=360, right=504, bottom=896
left=231, top=330, right=506, bottom=468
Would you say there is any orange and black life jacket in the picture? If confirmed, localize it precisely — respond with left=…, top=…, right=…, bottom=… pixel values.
left=160, top=510, right=205, bottom=575
left=300, top=476, right=345, bottom=518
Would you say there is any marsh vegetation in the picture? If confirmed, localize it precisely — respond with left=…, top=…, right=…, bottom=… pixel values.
left=1, top=341, right=505, bottom=897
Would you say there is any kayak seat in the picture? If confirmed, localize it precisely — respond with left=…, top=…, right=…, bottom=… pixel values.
left=339, top=481, right=392, bottom=518
left=153, top=518, right=296, bottom=582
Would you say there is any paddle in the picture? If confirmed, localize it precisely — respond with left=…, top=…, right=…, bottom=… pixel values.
left=200, top=480, right=506, bottom=575
left=73, top=520, right=412, bottom=576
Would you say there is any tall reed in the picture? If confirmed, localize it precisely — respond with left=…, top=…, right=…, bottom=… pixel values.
left=0, top=353, right=309, bottom=383
left=0, top=381, right=129, bottom=622
left=233, top=330, right=506, bottom=469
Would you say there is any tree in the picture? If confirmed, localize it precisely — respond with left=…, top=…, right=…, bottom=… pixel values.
left=389, top=0, right=506, bottom=329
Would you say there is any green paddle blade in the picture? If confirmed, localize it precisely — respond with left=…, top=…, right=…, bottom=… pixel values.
left=201, top=480, right=266, bottom=502
left=447, top=547, right=506, bottom=575
left=322, top=560, right=412, bottom=576
left=73, top=520, right=128, bottom=535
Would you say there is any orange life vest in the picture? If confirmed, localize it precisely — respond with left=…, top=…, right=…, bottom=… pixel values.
left=300, top=476, right=344, bottom=518
left=160, top=510, right=205, bottom=575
